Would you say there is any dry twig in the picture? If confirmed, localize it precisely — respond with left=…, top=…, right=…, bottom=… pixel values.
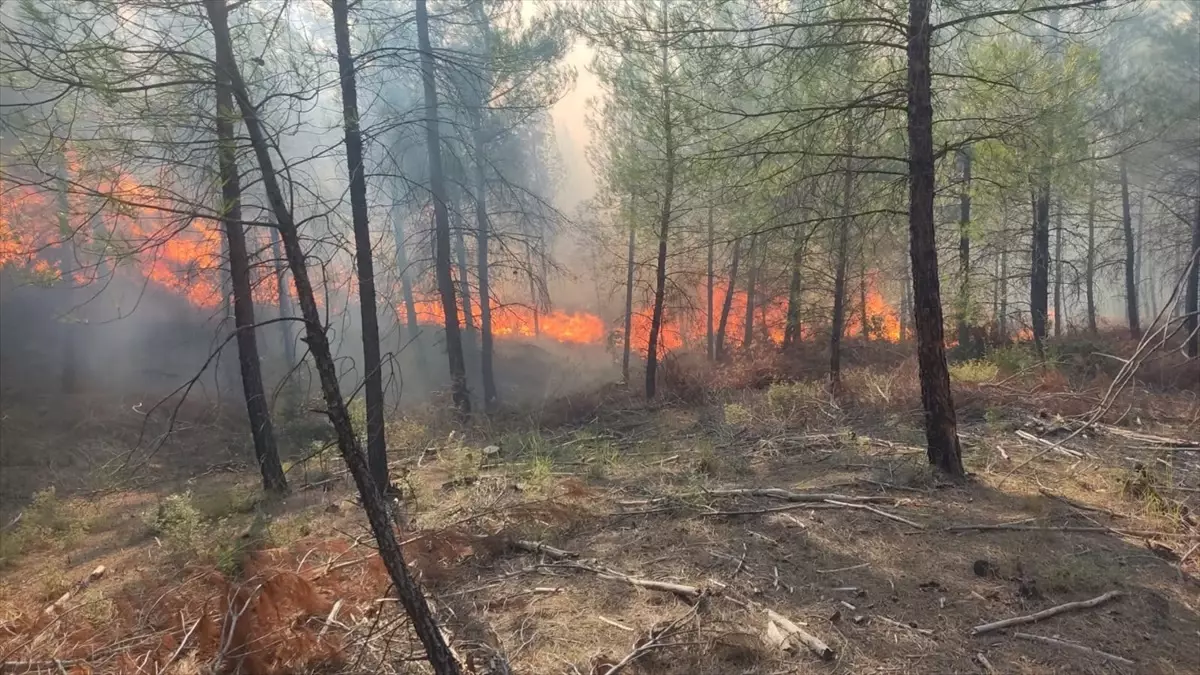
left=1013, top=632, right=1134, bottom=665
left=971, top=591, right=1123, bottom=635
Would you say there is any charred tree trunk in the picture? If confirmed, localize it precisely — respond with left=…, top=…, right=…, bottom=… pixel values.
left=333, top=0, right=389, bottom=491
left=1086, top=177, right=1097, bottom=333
left=715, top=238, right=740, bottom=362
left=525, top=236, right=540, bottom=338
left=644, top=7, right=674, bottom=400
left=899, top=262, right=910, bottom=341
left=206, top=1, right=461, bottom=671
left=390, top=193, right=422, bottom=344
left=416, top=0, right=470, bottom=413
left=213, top=49, right=286, bottom=495
left=784, top=226, right=804, bottom=348
left=1031, top=183, right=1051, bottom=349
left=1054, top=197, right=1064, bottom=337
left=1119, top=155, right=1140, bottom=337
left=706, top=208, right=715, bottom=359
left=454, top=210, right=476, bottom=333
left=742, top=233, right=758, bottom=350
left=1186, top=195, right=1199, bottom=358
left=957, top=146, right=971, bottom=347
left=907, top=0, right=963, bottom=476
left=858, top=247, right=869, bottom=340
left=830, top=151, right=853, bottom=387
left=622, top=222, right=635, bottom=383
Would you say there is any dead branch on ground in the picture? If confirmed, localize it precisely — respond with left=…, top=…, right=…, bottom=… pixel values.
left=971, top=590, right=1123, bottom=635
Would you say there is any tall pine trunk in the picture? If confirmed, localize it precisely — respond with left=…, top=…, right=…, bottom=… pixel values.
left=1119, top=154, right=1140, bottom=337
left=957, top=146, right=971, bottom=347
left=907, top=0, right=963, bottom=476
left=715, top=238, right=740, bottom=362
left=206, top=1, right=460, bottom=670
left=644, top=5, right=674, bottom=399
left=1186, top=195, right=1199, bottom=358
left=706, top=209, right=715, bottom=359
left=830, top=150, right=853, bottom=387
left=622, top=222, right=635, bottom=383
left=213, top=48, right=286, bottom=495
left=742, top=233, right=757, bottom=349
left=416, top=0, right=470, bottom=413
left=1054, top=197, right=1063, bottom=337
left=472, top=130, right=497, bottom=408
left=784, top=226, right=803, bottom=347
left=333, top=0, right=388, bottom=491
left=1031, top=183, right=1051, bottom=348
left=1086, top=176, right=1097, bottom=333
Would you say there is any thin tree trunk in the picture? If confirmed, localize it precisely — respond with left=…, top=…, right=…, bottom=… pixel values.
left=742, top=233, right=757, bottom=350
left=999, top=247, right=1009, bottom=341
left=622, top=222, right=635, bottom=383
left=1031, top=183, right=1051, bottom=348
left=1119, top=154, right=1140, bottom=337
left=1086, top=175, right=1097, bottom=333
left=471, top=133, right=497, bottom=408
left=454, top=211, right=475, bottom=332
left=1136, top=189, right=1145, bottom=319
left=715, top=238, right=740, bottom=362
left=213, top=48, right=286, bottom=495
left=1186, top=195, right=1199, bottom=358
left=268, top=226, right=296, bottom=371
left=55, top=152, right=79, bottom=394
left=416, top=0, right=470, bottom=414
left=706, top=208, right=715, bottom=359
left=1054, top=197, right=1063, bottom=338
left=644, top=2, right=673, bottom=399
left=784, top=225, right=803, bottom=348
left=206, top=1, right=460, bottom=671
left=830, top=149, right=853, bottom=387
left=899, top=261, right=910, bottom=341
left=957, top=146, right=971, bottom=347
left=907, top=0, right=964, bottom=476
left=390, top=194, right=421, bottom=342
left=858, top=246, right=869, bottom=340
left=992, top=253, right=1000, bottom=338
left=333, top=0, right=389, bottom=491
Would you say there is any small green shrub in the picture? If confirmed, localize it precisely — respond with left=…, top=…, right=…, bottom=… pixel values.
left=723, top=403, right=752, bottom=427
left=988, top=343, right=1042, bottom=374
left=0, top=487, right=88, bottom=565
left=145, top=492, right=204, bottom=548
left=766, top=381, right=820, bottom=413
left=949, top=359, right=999, bottom=383
left=527, top=455, right=554, bottom=488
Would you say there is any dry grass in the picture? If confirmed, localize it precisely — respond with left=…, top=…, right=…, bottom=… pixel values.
left=2, top=334, right=1198, bottom=674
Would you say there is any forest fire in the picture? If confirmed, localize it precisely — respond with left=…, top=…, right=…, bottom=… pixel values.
left=398, top=298, right=607, bottom=345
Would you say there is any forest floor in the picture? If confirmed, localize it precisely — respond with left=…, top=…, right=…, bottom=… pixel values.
left=1, top=335, right=1199, bottom=675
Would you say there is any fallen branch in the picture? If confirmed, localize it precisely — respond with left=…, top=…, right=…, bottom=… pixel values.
left=512, top=540, right=577, bottom=560
left=601, top=604, right=700, bottom=674
left=1016, top=430, right=1084, bottom=458
left=1013, top=632, right=1134, bottom=665
left=816, top=562, right=870, bottom=574
left=824, top=499, right=924, bottom=529
left=971, top=591, right=1123, bottom=635
left=703, top=488, right=894, bottom=504
left=947, top=524, right=1194, bottom=538
left=1037, top=489, right=1123, bottom=518
left=763, top=608, right=835, bottom=661
left=873, top=615, right=934, bottom=635
left=699, top=502, right=844, bottom=517
left=42, top=566, right=106, bottom=616
left=551, top=562, right=703, bottom=600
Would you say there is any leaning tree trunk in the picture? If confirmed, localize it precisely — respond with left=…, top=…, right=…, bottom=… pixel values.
left=742, top=233, right=758, bottom=350
left=1086, top=177, right=1097, bottom=333
left=1119, top=154, right=1140, bottom=337
left=333, top=0, right=389, bottom=491
left=830, top=149, right=853, bottom=388
left=706, top=208, right=715, bottom=359
left=1186, top=195, right=1199, bottom=358
left=622, top=221, right=635, bottom=383
left=205, top=1, right=461, bottom=671
left=416, top=0, right=470, bottom=413
left=907, top=0, right=964, bottom=476
left=957, top=146, right=971, bottom=347
left=644, top=16, right=674, bottom=400
left=783, top=225, right=804, bottom=348
left=213, top=51, right=286, bottom=495
left=1054, top=197, right=1064, bottom=338
left=715, top=238, right=741, bottom=362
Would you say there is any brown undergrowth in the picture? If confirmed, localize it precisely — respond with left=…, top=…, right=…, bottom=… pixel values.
left=1, top=333, right=1197, bottom=674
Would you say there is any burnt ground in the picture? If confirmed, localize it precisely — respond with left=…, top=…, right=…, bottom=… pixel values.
left=1, top=349, right=1198, bottom=675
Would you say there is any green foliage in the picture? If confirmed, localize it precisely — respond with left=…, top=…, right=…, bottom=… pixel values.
left=723, top=402, right=752, bottom=427
left=0, top=487, right=88, bottom=566
left=987, top=344, right=1043, bottom=374
left=145, top=492, right=204, bottom=549
left=949, top=360, right=999, bottom=383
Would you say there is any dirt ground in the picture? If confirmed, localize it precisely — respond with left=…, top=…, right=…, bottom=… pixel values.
left=1, top=346, right=1198, bottom=674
